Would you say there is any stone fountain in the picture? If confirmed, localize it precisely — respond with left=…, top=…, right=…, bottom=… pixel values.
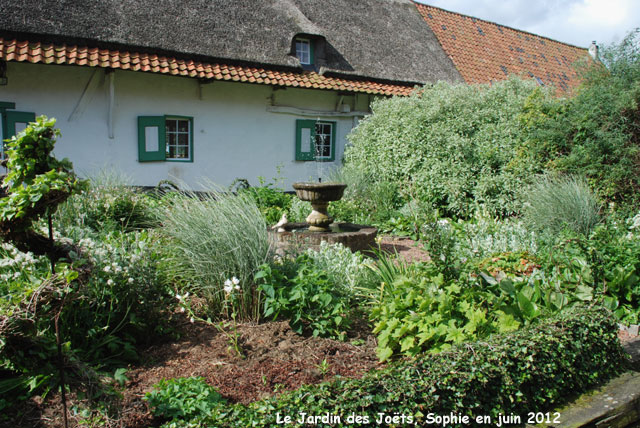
left=292, top=182, right=346, bottom=232
left=270, top=182, right=377, bottom=253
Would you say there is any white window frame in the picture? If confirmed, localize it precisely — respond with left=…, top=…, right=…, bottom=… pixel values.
left=296, top=39, right=311, bottom=65
left=314, top=122, right=333, bottom=160
left=165, top=117, right=192, bottom=161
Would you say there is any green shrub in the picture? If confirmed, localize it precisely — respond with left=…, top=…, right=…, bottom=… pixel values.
left=287, top=197, right=311, bottom=223
left=55, top=172, right=157, bottom=235
left=240, top=186, right=293, bottom=225
left=327, top=167, right=401, bottom=224
left=158, top=185, right=271, bottom=320
left=344, top=77, right=543, bottom=218
left=145, top=377, right=225, bottom=422
left=521, top=30, right=640, bottom=208
left=0, top=243, right=50, bottom=310
left=451, top=210, right=538, bottom=260
left=370, top=273, right=516, bottom=361
left=255, top=255, right=352, bottom=339
left=537, top=217, right=640, bottom=324
left=523, top=175, right=600, bottom=238
left=192, top=306, right=625, bottom=427
left=304, top=241, right=376, bottom=293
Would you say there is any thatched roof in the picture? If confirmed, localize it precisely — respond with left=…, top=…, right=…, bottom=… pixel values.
left=0, top=0, right=462, bottom=85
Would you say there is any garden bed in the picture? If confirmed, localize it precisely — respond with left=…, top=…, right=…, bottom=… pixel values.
left=5, top=317, right=380, bottom=428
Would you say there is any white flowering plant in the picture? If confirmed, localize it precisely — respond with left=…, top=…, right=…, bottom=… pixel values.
left=175, top=276, right=245, bottom=358
left=0, top=243, right=51, bottom=310
left=60, top=230, right=171, bottom=362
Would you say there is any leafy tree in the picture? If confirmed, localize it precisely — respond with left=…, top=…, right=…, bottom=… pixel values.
left=522, top=29, right=640, bottom=208
left=0, top=116, right=86, bottom=261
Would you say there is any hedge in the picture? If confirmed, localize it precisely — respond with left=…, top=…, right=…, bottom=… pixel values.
left=167, top=306, right=627, bottom=427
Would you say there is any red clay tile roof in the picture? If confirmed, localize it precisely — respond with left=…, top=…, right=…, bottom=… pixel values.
left=415, top=3, right=589, bottom=93
left=0, top=38, right=416, bottom=97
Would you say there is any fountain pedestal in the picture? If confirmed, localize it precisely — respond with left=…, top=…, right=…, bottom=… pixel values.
left=306, top=201, right=331, bottom=232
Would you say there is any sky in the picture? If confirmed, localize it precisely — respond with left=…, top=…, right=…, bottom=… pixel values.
left=416, top=0, right=640, bottom=48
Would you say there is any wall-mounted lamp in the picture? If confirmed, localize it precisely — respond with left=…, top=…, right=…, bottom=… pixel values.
left=0, top=60, right=7, bottom=86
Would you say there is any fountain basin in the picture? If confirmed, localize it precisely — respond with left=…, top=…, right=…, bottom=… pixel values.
left=270, top=222, right=377, bottom=253
left=292, top=182, right=347, bottom=202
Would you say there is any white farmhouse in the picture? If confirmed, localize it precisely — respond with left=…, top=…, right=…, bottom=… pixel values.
left=0, top=0, right=587, bottom=188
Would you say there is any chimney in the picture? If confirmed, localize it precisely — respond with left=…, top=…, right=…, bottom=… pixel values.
left=588, top=41, right=599, bottom=61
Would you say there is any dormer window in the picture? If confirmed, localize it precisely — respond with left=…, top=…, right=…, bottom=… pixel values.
left=295, top=38, right=313, bottom=65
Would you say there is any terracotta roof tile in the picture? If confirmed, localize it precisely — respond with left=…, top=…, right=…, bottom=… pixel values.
left=415, top=3, right=588, bottom=93
left=0, top=38, right=413, bottom=96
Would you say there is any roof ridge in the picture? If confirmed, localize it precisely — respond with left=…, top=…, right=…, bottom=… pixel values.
left=412, top=1, right=587, bottom=50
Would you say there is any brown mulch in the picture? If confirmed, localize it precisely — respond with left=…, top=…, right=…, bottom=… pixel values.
left=376, top=235, right=431, bottom=263
left=118, top=318, right=379, bottom=427
left=8, top=316, right=379, bottom=428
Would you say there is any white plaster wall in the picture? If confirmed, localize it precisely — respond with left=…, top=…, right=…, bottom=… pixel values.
left=0, top=62, right=369, bottom=189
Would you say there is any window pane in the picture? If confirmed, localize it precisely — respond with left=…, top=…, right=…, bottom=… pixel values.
left=167, top=133, right=176, bottom=146
left=296, top=40, right=310, bottom=64
left=177, top=147, right=188, bottom=158
left=178, top=133, right=188, bottom=147
left=321, top=145, right=330, bottom=157
left=178, top=120, right=189, bottom=133
left=166, top=120, right=177, bottom=132
left=167, top=145, right=176, bottom=158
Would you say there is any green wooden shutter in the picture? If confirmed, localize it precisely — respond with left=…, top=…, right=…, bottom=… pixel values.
left=4, top=111, right=35, bottom=141
left=138, top=116, right=166, bottom=162
left=295, top=119, right=316, bottom=161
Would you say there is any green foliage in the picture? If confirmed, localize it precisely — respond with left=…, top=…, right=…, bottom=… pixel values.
left=304, top=241, right=376, bottom=293
left=522, top=30, right=640, bottom=208
left=0, top=243, right=50, bottom=310
left=287, top=197, right=311, bottom=223
left=450, top=209, right=538, bottom=260
left=240, top=185, right=293, bottom=225
left=55, top=173, right=158, bottom=235
left=371, top=273, right=510, bottom=361
left=0, top=116, right=86, bottom=255
left=369, top=239, right=602, bottom=361
left=188, top=306, right=626, bottom=428
left=421, top=219, right=461, bottom=280
left=344, top=77, right=542, bottom=218
left=158, top=184, right=271, bottom=320
left=256, top=255, right=352, bottom=339
left=327, top=167, right=402, bottom=224
left=535, top=216, right=640, bottom=324
left=145, top=377, right=226, bottom=422
left=523, top=175, right=601, bottom=238
left=61, top=231, right=169, bottom=365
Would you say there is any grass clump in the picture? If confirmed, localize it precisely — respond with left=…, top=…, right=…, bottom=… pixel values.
left=158, top=184, right=272, bottom=320
left=523, top=175, right=600, bottom=238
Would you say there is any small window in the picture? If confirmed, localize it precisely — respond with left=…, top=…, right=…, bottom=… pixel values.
left=295, top=119, right=335, bottom=161
left=138, top=115, right=193, bottom=162
left=165, top=117, right=191, bottom=160
left=295, top=38, right=312, bottom=65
